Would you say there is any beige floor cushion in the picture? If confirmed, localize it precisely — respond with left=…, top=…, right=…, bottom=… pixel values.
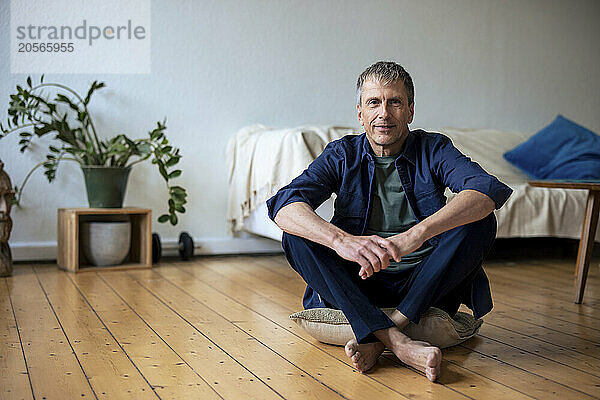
left=289, top=307, right=483, bottom=348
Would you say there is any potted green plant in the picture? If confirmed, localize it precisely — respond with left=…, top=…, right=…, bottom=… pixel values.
left=0, top=76, right=187, bottom=225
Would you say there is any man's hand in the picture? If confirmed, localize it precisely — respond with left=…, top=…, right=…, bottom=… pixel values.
left=354, top=227, right=427, bottom=279
left=331, top=234, right=394, bottom=279
left=331, top=229, right=426, bottom=280
left=274, top=202, right=395, bottom=279
left=379, top=228, right=426, bottom=262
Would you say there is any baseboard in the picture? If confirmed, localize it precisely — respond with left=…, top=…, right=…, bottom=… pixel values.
left=10, top=236, right=283, bottom=262
left=160, top=236, right=283, bottom=256
left=10, top=242, right=58, bottom=261
left=489, top=237, right=600, bottom=259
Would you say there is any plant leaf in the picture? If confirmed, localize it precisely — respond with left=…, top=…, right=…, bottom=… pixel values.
left=165, top=156, right=180, bottom=167
left=158, top=163, right=168, bottom=180
left=168, top=170, right=181, bottom=179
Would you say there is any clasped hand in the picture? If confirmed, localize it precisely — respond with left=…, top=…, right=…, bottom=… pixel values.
left=332, top=232, right=424, bottom=280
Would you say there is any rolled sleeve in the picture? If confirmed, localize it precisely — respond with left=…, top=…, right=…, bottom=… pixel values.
left=267, top=141, right=343, bottom=221
left=433, top=136, right=513, bottom=209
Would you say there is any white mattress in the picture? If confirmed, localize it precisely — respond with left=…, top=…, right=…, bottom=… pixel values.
left=233, top=126, right=598, bottom=243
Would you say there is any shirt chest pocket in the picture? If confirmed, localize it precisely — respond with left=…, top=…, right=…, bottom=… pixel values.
left=331, top=190, right=365, bottom=234
left=334, top=190, right=366, bottom=217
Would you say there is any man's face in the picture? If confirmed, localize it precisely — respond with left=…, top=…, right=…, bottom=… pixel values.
left=0, top=187, right=13, bottom=242
left=357, top=78, right=414, bottom=156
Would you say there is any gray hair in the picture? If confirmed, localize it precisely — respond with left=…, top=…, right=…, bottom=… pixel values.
left=356, top=61, right=414, bottom=106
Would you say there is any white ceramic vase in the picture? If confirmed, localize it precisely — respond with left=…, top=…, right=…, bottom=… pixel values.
left=81, top=221, right=131, bottom=266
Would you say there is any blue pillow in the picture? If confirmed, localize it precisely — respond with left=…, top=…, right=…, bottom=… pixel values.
left=503, top=115, right=600, bottom=180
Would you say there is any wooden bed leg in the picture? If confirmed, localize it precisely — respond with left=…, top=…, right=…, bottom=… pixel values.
left=574, top=191, right=600, bottom=303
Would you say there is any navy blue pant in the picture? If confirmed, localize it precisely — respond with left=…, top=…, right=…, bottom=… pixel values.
left=282, top=213, right=497, bottom=344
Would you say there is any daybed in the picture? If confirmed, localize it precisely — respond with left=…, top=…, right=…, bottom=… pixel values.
left=227, top=125, right=599, bottom=244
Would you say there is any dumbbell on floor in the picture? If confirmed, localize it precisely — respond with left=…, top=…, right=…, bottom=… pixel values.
left=152, top=231, right=195, bottom=264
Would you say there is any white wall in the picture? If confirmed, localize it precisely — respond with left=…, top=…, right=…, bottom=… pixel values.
left=1, top=0, right=599, bottom=259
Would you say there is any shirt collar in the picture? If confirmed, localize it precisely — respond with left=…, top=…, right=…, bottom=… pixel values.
left=360, top=130, right=417, bottom=165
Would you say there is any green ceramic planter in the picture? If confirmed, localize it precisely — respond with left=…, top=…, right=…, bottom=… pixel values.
left=81, top=166, right=131, bottom=208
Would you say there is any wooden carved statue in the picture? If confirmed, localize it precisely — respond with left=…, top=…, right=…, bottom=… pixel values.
left=0, top=160, right=15, bottom=277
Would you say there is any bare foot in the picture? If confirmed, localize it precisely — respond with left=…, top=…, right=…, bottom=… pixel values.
left=375, top=327, right=442, bottom=381
left=396, top=339, right=442, bottom=381
left=344, top=339, right=385, bottom=373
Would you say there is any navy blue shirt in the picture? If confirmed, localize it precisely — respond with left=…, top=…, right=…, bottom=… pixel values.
left=267, top=129, right=513, bottom=246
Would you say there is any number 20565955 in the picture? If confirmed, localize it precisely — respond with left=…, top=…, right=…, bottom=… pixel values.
left=18, top=42, right=74, bottom=52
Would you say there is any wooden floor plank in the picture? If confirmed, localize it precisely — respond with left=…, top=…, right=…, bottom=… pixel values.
left=8, top=266, right=96, bottom=399
left=441, top=345, right=594, bottom=400
left=96, top=270, right=283, bottom=400
left=153, top=263, right=475, bottom=400
left=68, top=271, right=223, bottom=400
left=487, top=268, right=600, bottom=312
left=460, top=332, right=600, bottom=398
left=1, top=279, right=33, bottom=400
left=487, top=261, right=600, bottom=298
left=202, top=257, right=598, bottom=399
left=476, top=322, right=600, bottom=374
left=512, top=259, right=600, bottom=282
left=482, top=311, right=600, bottom=359
left=33, top=266, right=157, bottom=399
left=489, top=285, right=600, bottom=332
left=491, top=258, right=600, bottom=278
left=101, top=269, right=344, bottom=400
left=489, top=302, right=600, bottom=344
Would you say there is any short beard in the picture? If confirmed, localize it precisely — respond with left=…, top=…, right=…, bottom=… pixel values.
left=0, top=214, right=12, bottom=242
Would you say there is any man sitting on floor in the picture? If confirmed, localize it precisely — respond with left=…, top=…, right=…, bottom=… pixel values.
left=266, top=61, right=512, bottom=381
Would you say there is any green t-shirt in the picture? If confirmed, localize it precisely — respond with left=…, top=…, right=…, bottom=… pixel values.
left=365, top=155, right=433, bottom=272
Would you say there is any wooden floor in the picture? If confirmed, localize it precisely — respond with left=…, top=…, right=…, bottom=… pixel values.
left=2, top=255, right=600, bottom=400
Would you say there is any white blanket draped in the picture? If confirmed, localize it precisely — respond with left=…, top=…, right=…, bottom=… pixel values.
left=226, top=125, right=359, bottom=233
